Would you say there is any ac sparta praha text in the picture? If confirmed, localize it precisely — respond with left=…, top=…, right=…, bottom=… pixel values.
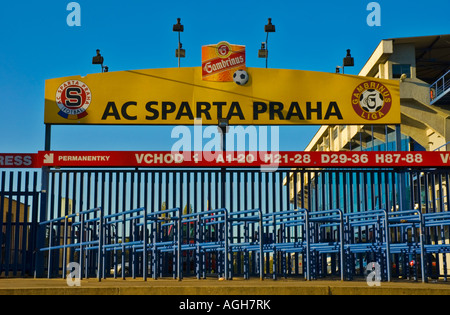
left=101, top=100, right=343, bottom=122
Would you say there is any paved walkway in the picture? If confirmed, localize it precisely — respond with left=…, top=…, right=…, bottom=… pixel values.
left=1, top=277, right=450, bottom=295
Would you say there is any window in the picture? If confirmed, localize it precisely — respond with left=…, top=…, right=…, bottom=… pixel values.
left=392, top=64, right=411, bottom=79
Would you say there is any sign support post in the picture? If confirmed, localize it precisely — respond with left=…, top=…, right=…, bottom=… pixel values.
left=35, top=124, right=51, bottom=277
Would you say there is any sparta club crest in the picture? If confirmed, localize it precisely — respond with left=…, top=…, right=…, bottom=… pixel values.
left=351, top=81, right=392, bottom=121
left=55, top=80, right=92, bottom=119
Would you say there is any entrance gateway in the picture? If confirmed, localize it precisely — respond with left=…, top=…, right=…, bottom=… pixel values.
left=1, top=42, right=449, bottom=282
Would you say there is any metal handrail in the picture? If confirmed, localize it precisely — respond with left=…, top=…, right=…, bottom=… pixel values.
left=430, top=70, right=450, bottom=104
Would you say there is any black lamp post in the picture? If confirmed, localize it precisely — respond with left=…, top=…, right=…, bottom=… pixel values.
left=340, top=49, right=354, bottom=74
left=173, top=18, right=185, bottom=67
left=92, top=49, right=108, bottom=73
left=258, top=18, right=275, bottom=68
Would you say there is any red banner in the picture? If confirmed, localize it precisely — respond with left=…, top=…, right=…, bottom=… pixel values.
left=0, top=153, right=40, bottom=168
left=32, top=151, right=450, bottom=168
left=1, top=151, right=450, bottom=168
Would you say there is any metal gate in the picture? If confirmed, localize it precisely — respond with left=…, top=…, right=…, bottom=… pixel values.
left=34, top=167, right=450, bottom=281
left=0, top=171, right=40, bottom=277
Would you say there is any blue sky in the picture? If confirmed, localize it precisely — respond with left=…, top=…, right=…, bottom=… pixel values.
left=0, top=0, right=449, bottom=153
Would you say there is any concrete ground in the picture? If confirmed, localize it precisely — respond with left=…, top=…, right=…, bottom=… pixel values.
left=0, top=277, right=450, bottom=295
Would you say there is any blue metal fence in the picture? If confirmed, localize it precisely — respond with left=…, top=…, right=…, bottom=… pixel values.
left=36, top=205, right=450, bottom=283
left=0, top=171, right=39, bottom=277
left=1, top=167, right=450, bottom=282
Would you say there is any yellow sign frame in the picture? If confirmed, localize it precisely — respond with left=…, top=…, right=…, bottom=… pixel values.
left=44, top=67, right=400, bottom=126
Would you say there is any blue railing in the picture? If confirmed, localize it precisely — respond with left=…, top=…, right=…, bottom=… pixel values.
left=430, top=70, right=450, bottom=105
left=38, top=206, right=450, bottom=283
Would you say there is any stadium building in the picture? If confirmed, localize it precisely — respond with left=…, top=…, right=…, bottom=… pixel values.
left=287, top=34, right=450, bottom=277
left=304, top=34, right=450, bottom=154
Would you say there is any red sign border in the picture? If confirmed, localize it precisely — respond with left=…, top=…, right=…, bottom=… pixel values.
left=2, top=151, right=450, bottom=169
left=33, top=151, right=450, bottom=169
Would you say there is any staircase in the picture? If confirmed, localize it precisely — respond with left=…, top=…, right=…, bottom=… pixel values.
left=430, top=70, right=450, bottom=105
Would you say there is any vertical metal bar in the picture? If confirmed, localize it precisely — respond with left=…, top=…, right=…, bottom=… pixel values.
left=21, top=172, right=30, bottom=276
left=13, top=172, right=22, bottom=276
left=236, top=172, right=241, bottom=276
left=121, top=172, right=126, bottom=280
left=258, top=208, right=264, bottom=281
left=4, top=172, right=14, bottom=277
left=364, top=171, right=369, bottom=212
left=0, top=171, right=5, bottom=274
left=418, top=211, right=427, bottom=283
left=143, top=172, right=149, bottom=280
left=264, top=172, right=270, bottom=276
left=35, top=125, right=52, bottom=278
left=47, top=221, right=53, bottom=278
left=339, top=209, right=344, bottom=281
left=349, top=171, right=354, bottom=214
left=152, top=172, right=158, bottom=280
left=113, top=171, right=120, bottom=278
left=224, top=207, right=229, bottom=280
left=284, top=170, right=289, bottom=276
left=85, top=172, right=92, bottom=278
left=424, top=172, right=430, bottom=214
left=278, top=171, right=283, bottom=278
left=408, top=172, right=415, bottom=211
left=50, top=172, right=60, bottom=277
left=446, top=172, right=450, bottom=212
left=130, top=172, right=136, bottom=279
left=101, top=171, right=107, bottom=254
left=228, top=171, right=234, bottom=280
left=440, top=220, right=447, bottom=281
left=67, top=172, right=75, bottom=270
left=395, top=124, right=407, bottom=212
left=102, top=171, right=110, bottom=279
left=143, top=205, right=148, bottom=281
left=79, top=211, right=84, bottom=280
left=370, top=171, right=376, bottom=211
left=392, top=170, right=398, bottom=212
left=60, top=173, right=68, bottom=278
left=177, top=207, right=182, bottom=281
left=383, top=209, right=391, bottom=282
left=322, top=169, right=327, bottom=208
left=377, top=171, right=382, bottom=210
left=29, top=172, right=39, bottom=276
left=178, top=172, right=183, bottom=279
left=335, top=171, right=341, bottom=277
left=328, top=171, right=333, bottom=211
left=97, top=207, right=103, bottom=282
left=62, top=216, right=68, bottom=279
left=431, top=174, right=437, bottom=214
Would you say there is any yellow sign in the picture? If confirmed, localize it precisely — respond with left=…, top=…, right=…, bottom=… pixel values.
left=44, top=67, right=400, bottom=125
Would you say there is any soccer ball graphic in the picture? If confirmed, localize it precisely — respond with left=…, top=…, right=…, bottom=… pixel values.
left=233, top=70, right=249, bottom=85
left=360, top=89, right=384, bottom=112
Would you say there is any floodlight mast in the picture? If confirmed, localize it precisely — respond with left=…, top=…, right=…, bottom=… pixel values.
left=173, top=18, right=185, bottom=68
left=342, top=49, right=354, bottom=74
left=92, top=49, right=108, bottom=73
left=259, top=18, right=275, bottom=68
